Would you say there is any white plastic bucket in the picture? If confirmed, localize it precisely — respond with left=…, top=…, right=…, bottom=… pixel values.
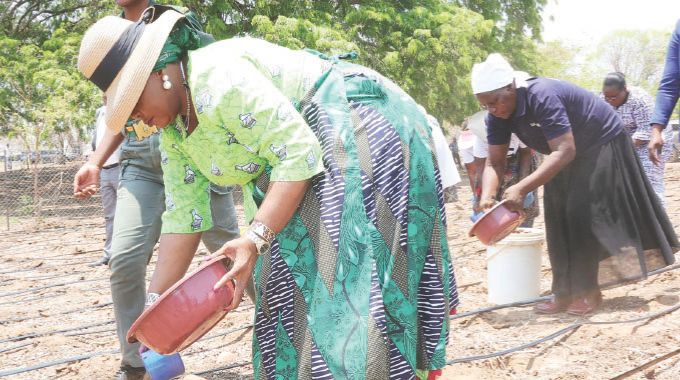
left=487, top=228, right=544, bottom=304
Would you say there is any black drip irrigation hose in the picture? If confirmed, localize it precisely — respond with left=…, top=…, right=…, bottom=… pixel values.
left=446, top=324, right=582, bottom=365
left=449, top=263, right=680, bottom=322
left=0, top=296, right=45, bottom=307
left=0, top=222, right=103, bottom=239
left=0, top=278, right=101, bottom=298
left=0, top=271, right=89, bottom=288
left=611, top=348, right=680, bottom=379
left=446, top=302, right=680, bottom=365
left=0, top=284, right=111, bottom=307
left=450, top=296, right=550, bottom=320
left=0, top=229, right=105, bottom=246
left=33, top=251, right=101, bottom=261
left=0, top=319, right=114, bottom=344
left=0, top=261, right=677, bottom=377
left=0, top=301, right=112, bottom=325
left=0, top=342, right=32, bottom=355
left=4, top=270, right=90, bottom=282
left=194, top=361, right=252, bottom=376
left=63, top=328, right=116, bottom=338
left=0, top=349, right=119, bottom=377
left=183, top=324, right=255, bottom=357
left=0, top=268, right=36, bottom=275
left=2, top=303, right=678, bottom=378
left=0, top=243, right=102, bottom=258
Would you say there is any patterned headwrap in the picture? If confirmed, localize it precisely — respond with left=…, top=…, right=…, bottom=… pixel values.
left=151, top=5, right=214, bottom=72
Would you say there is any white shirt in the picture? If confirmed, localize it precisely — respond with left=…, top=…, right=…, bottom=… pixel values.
left=458, top=130, right=476, bottom=164
left=428, top=115, right=461, bottom=188
left=94, top=106, right=120, bottom=167
left=473, top=133, right=526, bottom=159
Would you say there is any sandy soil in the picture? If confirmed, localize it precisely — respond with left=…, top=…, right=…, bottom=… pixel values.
left=1, top=164, right=679, bottom=379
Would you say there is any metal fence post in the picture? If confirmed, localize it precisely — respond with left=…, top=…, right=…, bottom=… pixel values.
left=3, top=154, right=8, bottom=230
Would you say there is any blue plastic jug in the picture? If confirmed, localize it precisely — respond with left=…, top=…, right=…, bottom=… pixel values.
left=141, top=350, right=185, bottom=380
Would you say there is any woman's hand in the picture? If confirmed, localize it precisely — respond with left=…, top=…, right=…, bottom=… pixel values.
left=648, top=124, right=665, bottom=166
left=502, top=184, right=525, bottom=212
left=73, top=162, right=101, bottom=199
left=633, top=138, right=647, bottom=147
left=211, top=237, right=258, bottom=312
left=479, top=197, right=496, bottom=210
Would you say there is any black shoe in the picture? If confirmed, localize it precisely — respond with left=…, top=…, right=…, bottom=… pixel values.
left=114, top=365, right=147, bottom=380
left=88, top=257, right=109, bottom=267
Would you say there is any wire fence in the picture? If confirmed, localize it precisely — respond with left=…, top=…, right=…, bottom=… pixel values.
left=0, top=149, right=461, bottom=233
left=0, top=152, right=103, bottom=232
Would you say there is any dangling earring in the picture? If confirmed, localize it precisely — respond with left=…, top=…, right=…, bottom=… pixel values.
left=162, top=73, right=172, bottom=90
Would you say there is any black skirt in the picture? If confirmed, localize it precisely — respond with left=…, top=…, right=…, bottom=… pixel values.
left=543, top=132, right=679, bottom=298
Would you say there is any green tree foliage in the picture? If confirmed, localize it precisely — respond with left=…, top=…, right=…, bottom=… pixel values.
left=0, top=0, right=113, bottom=43
left=535, top=30, right=672, bottom=95
left=0, top=29, right=96, bottom=152
left=176, top=0, right=546, bottom=122
left=596, top=29, right=670, bottom=93
left=0, top=0, right=546, bottom=146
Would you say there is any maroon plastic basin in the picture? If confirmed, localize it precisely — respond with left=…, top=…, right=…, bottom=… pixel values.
left=127, top=257, right=234, bottom=354
left=468, top=200, right=525, bottom=246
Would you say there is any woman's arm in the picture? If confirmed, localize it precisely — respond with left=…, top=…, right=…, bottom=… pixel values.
left=479, top=144, right=508, bottom=209
left=148, top=233, right=203, bottom=294
left=518, top=147, right=532, bottom=180
left=255, top=180, right=310, bottom=233
left=73, top=128, right=125, bottom=198
left=650, top=21, right=680, bottom=163
left=213, top=179, right=310, bottom=311
left=472, top=156, right=485, bottom=211
left=651, top=21, right=680, bottom=129
left=631, top=95, right=654, bottom=146
left=502, top=132, right=576, bottom=210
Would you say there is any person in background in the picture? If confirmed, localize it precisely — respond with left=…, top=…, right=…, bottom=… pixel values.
left=472, top=53, right=678, bottom=316
left=650, top=19, right=680, bottom=166
left=89, top=95, right=120, bottom=267
left=73, top=2, right=241, bottom=379
left=418, top=105, right=462, bottom=195
left=472, top=132, right=539, bottom=227
left=457, top=130, right=478, bottom=209
left=449, top=134, right=462, bottom=170
left=3, top=144, right=10, bottom=171
left=601, top=72, right=672, bottom=206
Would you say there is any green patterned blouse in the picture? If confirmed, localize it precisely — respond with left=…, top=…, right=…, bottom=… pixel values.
left=159, top=38, right=327, bottom=233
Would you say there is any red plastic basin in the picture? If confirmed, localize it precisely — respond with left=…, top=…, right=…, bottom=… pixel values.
left=127, top=257, right=234, bottom=354
left=468, top=200, right=525, bottom=246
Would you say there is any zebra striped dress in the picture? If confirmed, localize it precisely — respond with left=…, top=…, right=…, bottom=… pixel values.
left=160, top=38, right=459, bottom=379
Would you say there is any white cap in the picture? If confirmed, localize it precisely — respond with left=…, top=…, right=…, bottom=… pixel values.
left=471, top=53, right=515, bottom=94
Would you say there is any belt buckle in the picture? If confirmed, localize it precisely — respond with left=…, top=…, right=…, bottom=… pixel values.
left=131, top=120, right=158, bottom=141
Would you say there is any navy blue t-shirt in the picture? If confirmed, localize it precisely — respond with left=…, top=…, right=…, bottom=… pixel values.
left=486, top=78, right=623, bottom=155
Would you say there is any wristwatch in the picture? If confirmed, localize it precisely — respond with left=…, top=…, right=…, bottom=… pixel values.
left=246, top=226, right=273, bottom=255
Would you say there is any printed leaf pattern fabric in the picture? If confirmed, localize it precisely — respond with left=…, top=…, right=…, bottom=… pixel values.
left=158, top=37, right=458, bottom=379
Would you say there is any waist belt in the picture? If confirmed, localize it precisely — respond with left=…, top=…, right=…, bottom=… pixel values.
left=102, top=163, right=120, bottom=170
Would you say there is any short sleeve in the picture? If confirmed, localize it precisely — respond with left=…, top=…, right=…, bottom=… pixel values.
left=532, top=93, right=572, bottom=141
left=459, top=146, right=474, bottom=164
left=159, top=129, right=213, bottom=234
left=430, top=120, right=461, bottom=187
left=209, top=58, right=324, bottom=183
left=630, top=95, right=653, bottom=141
left=486, top=114, right=512, bottom=145
left=472, top=135, right=489, bottom=158
left=191, top=58, right=324, bottom=186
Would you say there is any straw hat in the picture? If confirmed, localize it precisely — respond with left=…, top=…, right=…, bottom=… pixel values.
left=78, top=9, right=185, bottom=133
